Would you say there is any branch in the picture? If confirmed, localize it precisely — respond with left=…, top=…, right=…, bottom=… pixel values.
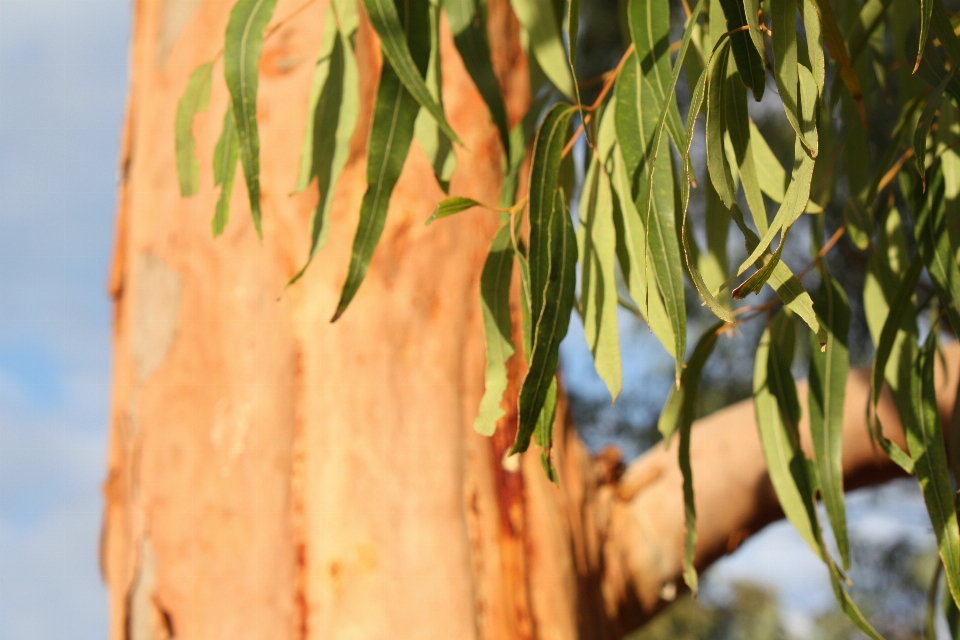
left=586, top=342, right=959, bottom=633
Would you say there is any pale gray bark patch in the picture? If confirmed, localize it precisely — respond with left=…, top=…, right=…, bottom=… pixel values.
left=158, top=0, right=203, bottom=68
left=133, top=252, right=182, bottom=382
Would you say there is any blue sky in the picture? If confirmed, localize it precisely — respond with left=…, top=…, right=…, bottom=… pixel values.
left=0, top=0, right=129, bottom=637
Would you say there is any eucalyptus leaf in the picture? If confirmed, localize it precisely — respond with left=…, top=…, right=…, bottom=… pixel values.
left=224, top=0, right=279, bottom=237
left=717, top=0, right=766, bottom=100
left=175, top=62, right=213, bottom=197
left=754, top=309, right=824, bottom=557
left=212, top=107, right=239, bottom=237
left=808, top=273, right=851, bottom=569
left=509, top=0, right=575, bottom=98
left=332, top=0, right=428, bottom=320
left=915, top=169, right=960, bottom=335
left=361, top=0, right=462, bottom=144
left=909, top=332, right=960, bottom=608
left=474, top=222, right=516, bottom=436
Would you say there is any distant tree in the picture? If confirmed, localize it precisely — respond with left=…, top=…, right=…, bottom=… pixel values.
left=103, top=0, right=959, bottom=637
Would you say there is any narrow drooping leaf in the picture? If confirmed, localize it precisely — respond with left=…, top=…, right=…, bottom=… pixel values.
left=946, top=588, right=960, bottom=640
left=802, top=0, right=825, bottom=98
left=916, top=0, right=934, bottom=73
left=658, top=322, right=725, bottom=595
left=717, top=0, right=766, bottom=100
left=742, top=0, right=766, bottom=63
left=817, top=0, right=868, bottom=118
left=361, top=0, right=461, bottom=144
left=515, top=189, right=578, bottom=454
left=909, top=332, right=960, bottom=608
left=290, top=5, right=361, bottom=283
left=680, top=49, right=735, bottom=323
left=868, top=254, right=923, bottom=473
left=931, top=0, right=960, bottom=69
left=445, top=0, right=510, bottom=159
left=612, top=142, right=679, bottom=350
left=808, top=273, right=851, bottom=569
left=825, top=555, right=886, bottom=640
left=915, top=69, right=958, bottom=182
left=627, top=0, right=685, bottom=148
left=175, top=62, right=213, bottom=197
left=772, top=0, right=808, bottom=150
left=916, top=170, right=960, bottom=335
left=579, top=118, right=623, bottom=400
left=509, top=0, right=575, bottom=98
left=332, top=0, right=428, bottom=320
left=798, top=64, right=820, bottom=157
left=425, top=197, right=487, bottom=225
left=754, top=310, right=823, bottom=556
left=726, top=203, right=825, bottom=343
left=724, top=65, right=766, bottom=231
left=732, top=228, right=787, bottom=299
left=474, top=222, right=516, bottom=436
left=614, top=42, right=687, bottom=383
left=565, top=0, right=580, bottom=73
left=706, top=43, right=736, bottom=208
left=750, top=120, right=822, bottom=216
left=736, top=139, right=815, bottom=276
left=527, top=104, right=576, bottom=323
left=224, top=0, right=279, bottom=237
left=533, top=378, right=558, bottom=481
left=414, top=0, right=457, bottom=192
left=212, top=107, right=239, bottom=237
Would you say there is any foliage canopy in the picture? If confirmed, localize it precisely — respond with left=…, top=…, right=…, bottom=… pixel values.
left=175, top=0, right=960, bottom=633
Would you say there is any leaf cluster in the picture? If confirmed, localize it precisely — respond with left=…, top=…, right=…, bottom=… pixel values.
left=174, top=0, right=960, bottom=632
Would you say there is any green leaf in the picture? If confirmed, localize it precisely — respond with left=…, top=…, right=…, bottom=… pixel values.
left=916, top=0, right=935, bottom=73
left=175, top=62, right=213, bottom=197
left=579, top=130, right=623, bottom=401
left=612, top=142, right=679, bottom=350
left=224, top=0, right=279, bottom=238
left=750, top=119, right=822, bottom=216
left=870, top=254, right=923, bottom=473
left=731, top=227, right=788, bottom=299
left=534, top=377, right=558, bottom=482
left=754, top=309, right=823, bottom=556
left=290, top=7, right=361, bottom=284
left=565, top=0, right=580, bottom=73
left=743, top=0, right=766, bottom=63
left=527, top=104, right=576, bottom=323
left=706, top=43, right=736, bottom=208
left=718, top=0, right=766, bottom=100
left=802, top=0, right=825, bottom=99
left=515, top=188, right=578, bottom=454
left=681, top=47, right=735, bottom=323
left=445, top=0, right=511, bottom=160
left=425, top=196, right=486, bottom=225
left=727, top=203, right=825, bottom=342
left=772, top=0, right=808, bottom=151
left=725, top=65, right=767, bottom=231
left=474, top=223, right=516, bottom=436
left=414, top=0, right=457, bottom=192
left=361, top=0, right=462, bottom=144
left=332, top=0, right=427, bottom=321
left=817, top=0, right=870, bottom=117
left=825, top=556, right=886, bottom=640
left=627, top=0, right=686, bottom=148
left=509, top=0, right=575, bottom=98
left=615, top=42, right=688, bottom=382
left=946, top=586, right=960, bottom=640
left=808, top=273, right=851, bottom=569
left=915, top=69, right=958, bottom=182
left=909, top=332, right=960, bottom=608
left=932, top=0, right=960, bottom=70
left=735, top=138, right=815, bottom=278
left=659, top=322, right=725, bottom=595
left=916, top=169, right=960, bottom=335
left=212, top=107, right=239, bottom=237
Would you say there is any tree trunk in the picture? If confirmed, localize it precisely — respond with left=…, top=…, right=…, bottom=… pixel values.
left=102, top=1, right=960, bottom=638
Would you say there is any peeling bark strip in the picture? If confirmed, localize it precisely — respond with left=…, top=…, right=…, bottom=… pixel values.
left=105, top=0, right=960, bottom=639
